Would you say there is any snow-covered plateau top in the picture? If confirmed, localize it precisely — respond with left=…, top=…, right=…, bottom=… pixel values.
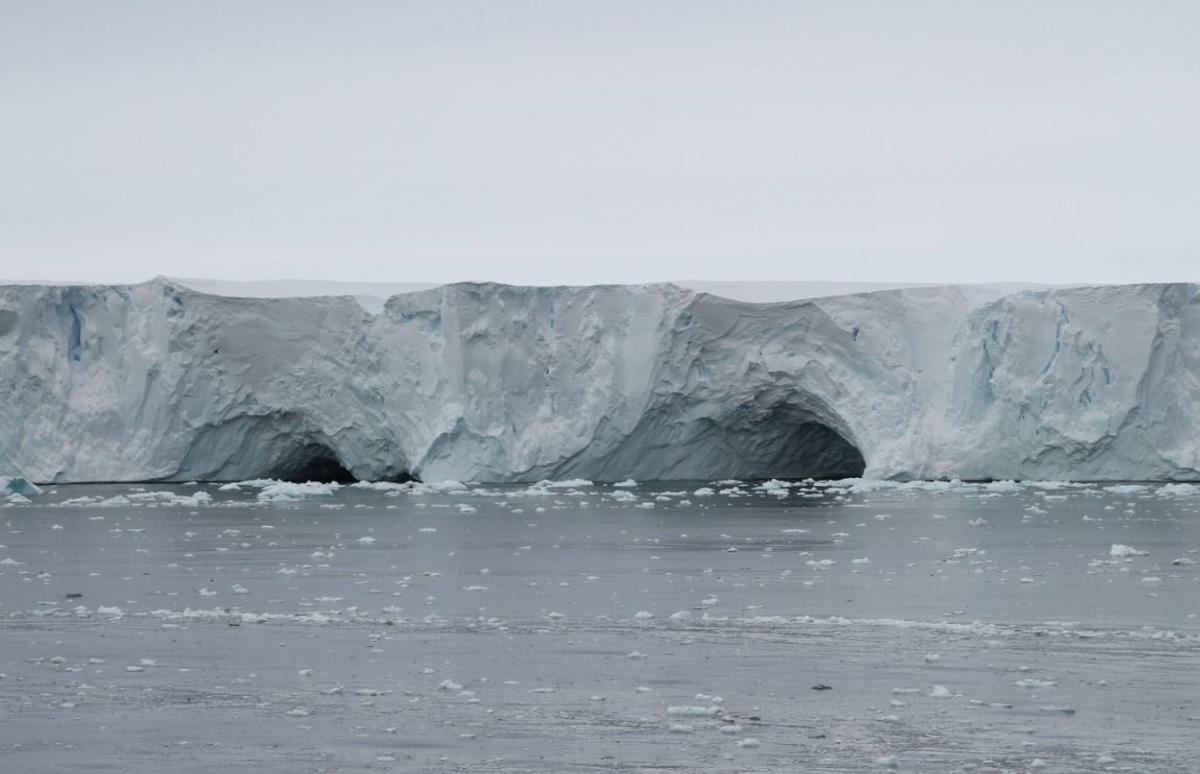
left=1, top=278, right=1197, bottom=483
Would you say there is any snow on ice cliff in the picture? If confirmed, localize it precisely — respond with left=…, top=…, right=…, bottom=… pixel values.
left=1, top=279, right=1198, bottom=483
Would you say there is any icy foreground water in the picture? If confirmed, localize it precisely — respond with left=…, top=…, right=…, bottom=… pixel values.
left=2, top=480, right=1199, bottom=772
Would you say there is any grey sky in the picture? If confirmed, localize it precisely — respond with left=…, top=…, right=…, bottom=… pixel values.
left=2, top=1, right=1198, bottom=286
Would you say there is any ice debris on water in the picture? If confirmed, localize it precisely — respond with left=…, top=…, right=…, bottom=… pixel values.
left=667, top=705, right=722, bottom=717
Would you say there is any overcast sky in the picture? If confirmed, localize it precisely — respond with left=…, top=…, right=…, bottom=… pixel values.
left=2, top=1, right=1198, bottom=286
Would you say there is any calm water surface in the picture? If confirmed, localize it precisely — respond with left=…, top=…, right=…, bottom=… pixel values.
left=1, top=479, right=1198, bottom=772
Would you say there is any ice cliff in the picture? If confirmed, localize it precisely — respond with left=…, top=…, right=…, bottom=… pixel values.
left=1, top=279, right=1198, bottom=483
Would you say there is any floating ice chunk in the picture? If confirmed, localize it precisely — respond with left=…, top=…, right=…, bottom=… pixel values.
left=979, top=480, right=1022, bottom=493
left=846, top=479, right=900, bottom=493
left=348, top=480, right=405, bottom=492
left=1157, top=483, right=1200, bottom=497
left=105, top=489, right=213, bottom=507
left=537, top=479, right=593, bottom=489
left=928, top=684, right=952, bottom=698
left=667, top=705, right=722, bottom=716
left=736, top=738, right=760, bottom=748
left=1, top=477, right=42, bottom=497
left=612, top=479, right=638, bottom=487
left=257, top=481, right=340, bottom=501
left=411, top=480, right=469, bottom=495
left=1110, top=544, right=1148, bottom=557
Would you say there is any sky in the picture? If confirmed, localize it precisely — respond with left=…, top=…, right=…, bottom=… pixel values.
left=2, top=0, right=1198, bottom=286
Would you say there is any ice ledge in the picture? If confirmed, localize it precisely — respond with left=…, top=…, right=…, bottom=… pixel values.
left=1, top=280, right=1198, bottom=483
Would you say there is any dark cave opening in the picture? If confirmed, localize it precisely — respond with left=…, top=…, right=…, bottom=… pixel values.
left=268, top=443, right=359, bottom=484
left=584, top=396, right=868, bottom=482
left=705, top=400, right=867, bottom=480
left=174, top=415, right=417, bottom=483
left=781, top=421, right=866, bottom=479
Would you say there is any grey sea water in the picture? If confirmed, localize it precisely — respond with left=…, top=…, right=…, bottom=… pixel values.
left=1, top=479, right=1198, bottom=772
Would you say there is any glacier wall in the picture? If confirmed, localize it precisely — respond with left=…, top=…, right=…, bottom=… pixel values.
left=1, top=279, right=1198, bottom=483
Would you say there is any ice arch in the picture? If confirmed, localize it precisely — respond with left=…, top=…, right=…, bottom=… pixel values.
left=171, top=413, right=396, bottom=483
left=546, top=388, right=866, bottom=482
left=714, top=401, right=866, bottom=480
left=266, top=442, right=357, bottom=483
left=667, top=398, right=865, bottom=481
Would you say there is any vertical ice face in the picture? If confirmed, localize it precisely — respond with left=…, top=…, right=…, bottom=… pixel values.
left=0, top=279, right=1197, bottom=483
left=945, top=283, right=1200, bottom=479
